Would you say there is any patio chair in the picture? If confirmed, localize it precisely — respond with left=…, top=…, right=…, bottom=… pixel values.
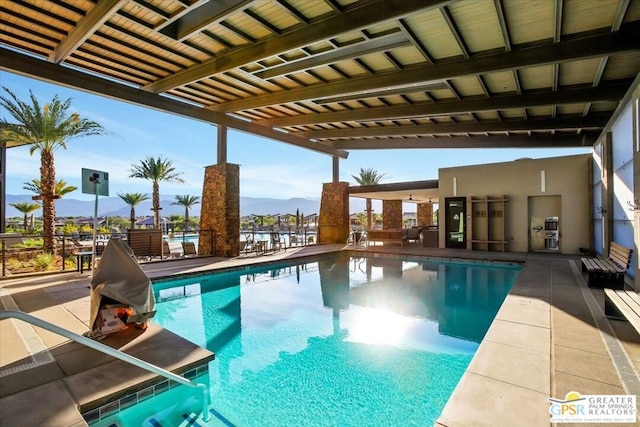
left=271, top=232, right=285, bottom=252
left=182, top=241, right=197, bottom=256
left=403, top=228, right=421, bottom=245
left=254, top=240, right=266, bottom=255
left=163, top=240, right=183, bottom=258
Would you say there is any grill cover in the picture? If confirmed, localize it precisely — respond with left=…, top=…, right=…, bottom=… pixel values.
left=89, top=238, right=156, bottom=333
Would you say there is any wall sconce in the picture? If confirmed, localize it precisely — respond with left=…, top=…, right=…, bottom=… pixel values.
left=597, top=206, right=607, bottom=214
left=628, top=200, right=640, bottom=212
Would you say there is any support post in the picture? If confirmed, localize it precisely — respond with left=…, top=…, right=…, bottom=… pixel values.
left=217, top=125, right=227, bottom=164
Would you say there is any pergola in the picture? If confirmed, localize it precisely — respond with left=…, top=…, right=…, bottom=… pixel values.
left=1, top=0, right=639, bottom=248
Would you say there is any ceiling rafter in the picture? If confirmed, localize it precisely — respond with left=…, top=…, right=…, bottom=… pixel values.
left=144, top=0, right=455, bottom=93
left=273, top=0, right=310, bottom=25
left=243, top=8, right=282, bottom=35
left=48, top=0, right=127, bottom=63
left=494, top=0, right=511, bottom=51
left=304, top=115, right=609, bottom=139
left=159, top=0, right=255, bottom=41
left=260, top=84, right=629, bottom=127
left=439, top=6, right=470, bottom=58
left=213, top=26, right=640, bottom=113
left=331, top=133, right=598, bottom=149
left=397, top=18, right=434, bottom=65
left=254, top=31, right=410, bottom=79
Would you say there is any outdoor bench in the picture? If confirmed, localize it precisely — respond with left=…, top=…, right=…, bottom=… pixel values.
left=604, top=289, right=640, bottom=335
left=581, top=242, right=633, bottom=289
left=366, top=229, right=404, bottom=247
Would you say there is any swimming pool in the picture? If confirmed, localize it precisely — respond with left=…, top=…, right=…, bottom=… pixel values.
left=90, top=254, right=520, bottom=426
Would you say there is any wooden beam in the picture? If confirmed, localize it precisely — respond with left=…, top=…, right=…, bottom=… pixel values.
left=159, top=0, right=254, bottom=41
left=145, top=0, right=455, bottom=93
left=331, top=133, right=599, bottom=149
left=261, top=84, right=629, bottom=127
left=1, top=47, right=347, bottom=158
left=48, top=0, right=127, bottom=63
left=254, top=32, right=411, bottom=79
left=212, top=24, right=640, bottom=112
left=305, top=115, right=609, bottom=139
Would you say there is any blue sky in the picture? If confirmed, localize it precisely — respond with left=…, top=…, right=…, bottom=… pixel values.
left=2, top=71, right=591, bottom=203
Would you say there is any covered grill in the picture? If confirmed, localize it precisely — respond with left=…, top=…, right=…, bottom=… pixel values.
left=89, top=238, right=156, bottom=336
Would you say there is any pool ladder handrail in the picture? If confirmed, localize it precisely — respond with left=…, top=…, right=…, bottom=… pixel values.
left=0, top=310, right=211, bottom=422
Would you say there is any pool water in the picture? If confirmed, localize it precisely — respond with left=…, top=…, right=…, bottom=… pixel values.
left=91, top=255, right=520, bottom=426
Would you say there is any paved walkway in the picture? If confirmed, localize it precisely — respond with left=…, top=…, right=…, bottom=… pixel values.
left=1, top=244, right=638, bottom=426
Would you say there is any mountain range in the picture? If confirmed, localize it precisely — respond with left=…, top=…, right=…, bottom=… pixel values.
left=5, top=194, right=367, bottom=218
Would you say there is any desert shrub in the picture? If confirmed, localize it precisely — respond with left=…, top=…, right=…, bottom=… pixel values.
left=34, top=252, right=56, bottom=271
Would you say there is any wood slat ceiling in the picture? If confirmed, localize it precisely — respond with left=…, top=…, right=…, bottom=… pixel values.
left=1, top=0, right=640, bottom=158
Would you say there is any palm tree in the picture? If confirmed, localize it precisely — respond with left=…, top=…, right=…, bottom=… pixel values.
left=24, top=179, right=77, bottom=198
left=351, top=167, right=387, bottom=230
left=118, top=192, right=151, bottom=231
left=10, top=202, right=41, bottom=231
left=129, top=156, right=185, bottom=229
left=0, top=87, right=106, bottom=251
left=172, top=194, right=200, bottom=231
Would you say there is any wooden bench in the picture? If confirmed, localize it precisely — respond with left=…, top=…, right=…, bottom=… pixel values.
left=366, top=230, right=404, bottom=247
left=581, top=242, right=633, bottom=289
left=604, top=289, right=640, bottom=334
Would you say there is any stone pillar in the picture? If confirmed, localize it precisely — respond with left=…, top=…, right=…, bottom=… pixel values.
left=382, top=200, right=403, bottom=229
left=318, top=182, right=350, bottom=244
left=199, top=163, right=240, bottom=257
left=417, top=203, right=434, bottom=226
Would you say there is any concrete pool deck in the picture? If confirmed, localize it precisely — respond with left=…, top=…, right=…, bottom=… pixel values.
left=0, top=244, right=638, bottom=426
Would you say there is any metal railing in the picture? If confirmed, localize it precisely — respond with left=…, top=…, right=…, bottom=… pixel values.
left=0, top=310, right=211, bottom=422
left=0, top=229, right=216, bottom=276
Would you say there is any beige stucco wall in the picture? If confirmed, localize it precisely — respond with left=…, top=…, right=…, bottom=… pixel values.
left=438, top=154, right=591, bottom=254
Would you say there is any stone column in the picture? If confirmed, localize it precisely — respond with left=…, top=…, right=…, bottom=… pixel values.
left=382, top=200, right=403, bottom=229
left=199, top=163, right=240, bottom=257
left=318, top=182, right=350, bottom=244
left=417, top=202, right=434, bottom=226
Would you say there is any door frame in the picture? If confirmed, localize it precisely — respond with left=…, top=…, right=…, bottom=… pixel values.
left=445, top=197, right=467, bottom=249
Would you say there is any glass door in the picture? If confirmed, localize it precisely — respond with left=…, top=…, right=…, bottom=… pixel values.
left=445, top=197, right=466, bottom=249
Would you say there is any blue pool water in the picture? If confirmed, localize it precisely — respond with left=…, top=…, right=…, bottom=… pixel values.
left=91, top=255, right=520, bottom=426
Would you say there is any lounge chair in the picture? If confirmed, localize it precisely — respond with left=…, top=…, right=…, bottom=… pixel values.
left=163, top=240, right=184, bottom=258
left=403, top=228, right=421, bottom=245
left=182, top=241, right=197, bottom=256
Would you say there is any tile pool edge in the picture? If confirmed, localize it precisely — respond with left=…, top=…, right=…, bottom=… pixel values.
left=82, top=363, right=210, bottom=425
